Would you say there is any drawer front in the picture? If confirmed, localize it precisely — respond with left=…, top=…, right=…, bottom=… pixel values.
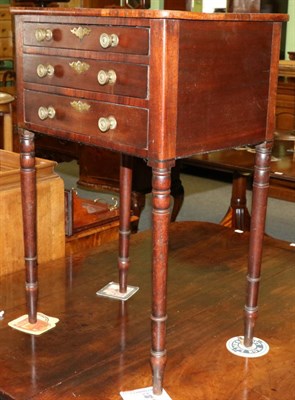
left=0, top=21, right=12, bottom=38
left=0, top=9, right=10, bottom=20
left=23, top=54, right=148, bottom=99
left=23, top=23, right=149, bottom=55
left=24, top=91, right=148, bottom=150
left=0, top=37, right=13, bottom=58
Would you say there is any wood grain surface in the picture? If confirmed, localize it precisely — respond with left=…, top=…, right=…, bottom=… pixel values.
left=0, top=221, right=294, bottom=399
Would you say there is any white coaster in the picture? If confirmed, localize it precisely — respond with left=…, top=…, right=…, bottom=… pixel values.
left=96, top=282, right=139, bottom=301
left=8, top=312, right=59, bottom=335
left=120, top=387, right=172, bottom=399
left=226, top=336, right=269, bottom=358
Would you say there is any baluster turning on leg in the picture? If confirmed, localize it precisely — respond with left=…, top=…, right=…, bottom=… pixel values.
left=150, top=162, right=173, bottom=395
left=20, top=129, right=38, bottom=324
left=226, top=141, right=272, bottom=358
left=244, top=141, right=273, bottom=346
left=118, top=154, right=133, bottom=293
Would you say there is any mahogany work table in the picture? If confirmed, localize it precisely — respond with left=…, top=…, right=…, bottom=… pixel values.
left=11, top=7, right=288, bottom=396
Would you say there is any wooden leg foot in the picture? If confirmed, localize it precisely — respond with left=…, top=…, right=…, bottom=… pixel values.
left=150, top=349, right=167, bottom=395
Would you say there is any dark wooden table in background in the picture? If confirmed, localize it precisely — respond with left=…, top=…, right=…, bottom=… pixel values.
left=182, top=139, right=295, bottom=231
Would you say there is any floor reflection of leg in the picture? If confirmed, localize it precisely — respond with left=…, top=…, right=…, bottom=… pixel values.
left=150, top=163, right=172, bottom=395
left=20, top=129, right=38, bottom=324
left=244, top=141, right=273, bottom=346
left=118, top=154, right=133, bottom=293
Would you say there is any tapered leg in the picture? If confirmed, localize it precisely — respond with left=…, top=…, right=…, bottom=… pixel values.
left=244, top=141, right=273, bottom=346
left=20, top=129, right=38, bottom=324
left=118, top=154, right=133, bottom=293
left=150, top=162, right=172, bottom=395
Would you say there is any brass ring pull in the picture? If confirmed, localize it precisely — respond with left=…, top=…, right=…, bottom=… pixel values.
left=35, top=28, right=53, bottom=42
left=97, top=70, right=117, bottom=86
left=36, top=64, right=55, bottom=78
left=98, top=116, right=117, bottom=132
left=99, top=33, right=119, bottom=49
left=38, top=106, right=56, bottom=121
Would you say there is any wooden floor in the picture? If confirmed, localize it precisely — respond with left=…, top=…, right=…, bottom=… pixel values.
left=0, top=222, right=294, bottom=400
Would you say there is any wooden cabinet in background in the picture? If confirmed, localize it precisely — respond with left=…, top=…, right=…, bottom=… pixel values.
left=0, top=6, right=13, bottom=60
left=276, top=60, right=295, bottom=132
left=0, top=5, right=14, bottom=85
left=0, top=150, right=65, bottom=277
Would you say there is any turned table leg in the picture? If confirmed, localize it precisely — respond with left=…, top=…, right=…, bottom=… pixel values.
left=150, top=162, right=172, bottom=395
left=118, top=154, right=133, bottom=293
left=20, top=129, right=38, bottom=324
left=244, top=141, right=273, bottom=346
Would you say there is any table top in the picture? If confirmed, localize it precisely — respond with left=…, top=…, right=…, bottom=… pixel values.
left=279, top=60, right=295, bottom=78
left=10, top=7, right=289, bottom=22
left=183, top=139, right=295, bottom=183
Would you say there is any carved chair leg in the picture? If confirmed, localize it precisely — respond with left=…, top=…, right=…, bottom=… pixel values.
left=244, top=141, right=273, bottom=346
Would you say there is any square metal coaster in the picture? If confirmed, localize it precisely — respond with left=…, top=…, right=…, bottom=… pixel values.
left=8, top=312, right=59, bottom=335
left=120, top=387, right=172, bottom=399
left=96, top=282, right=139, bottom=301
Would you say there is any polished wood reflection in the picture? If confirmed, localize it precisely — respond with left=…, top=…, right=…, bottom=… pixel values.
left=0, top=221, right=294, bottom=399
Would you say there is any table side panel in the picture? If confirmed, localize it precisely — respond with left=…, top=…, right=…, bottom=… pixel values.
left=175, top=20, right=275, bottom=156
left=148, top=18, right=180, bottom=163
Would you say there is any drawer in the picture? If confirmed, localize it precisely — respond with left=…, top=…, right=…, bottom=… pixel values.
left=23, top=23, right=149, bottom=55
left=0, top=21, right=12, bottom=38
left=24, top=90, right=148, bottom=150
left=0, top=9, right=10, bottom=20
left=0, top=38, right=13, bottom=58
left=23, top=54, right=148, bottom=99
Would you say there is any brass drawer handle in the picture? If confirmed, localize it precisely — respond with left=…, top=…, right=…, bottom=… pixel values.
left=36, top=64, right=54, bottom=78
left=70, top=26, right=91, bottom=40
left=38, top=106, right=56, bottom=120
left=97, top=70, right=117, bottom=86
left=98, top=116, right=117, bottom=132
left=69, top=61, right=90, bottom=74
left=70, top=100, right=90, bottom=112
left=99, top=33, right=119, bottom=49
left=35, top=28, right=53, bottom=42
